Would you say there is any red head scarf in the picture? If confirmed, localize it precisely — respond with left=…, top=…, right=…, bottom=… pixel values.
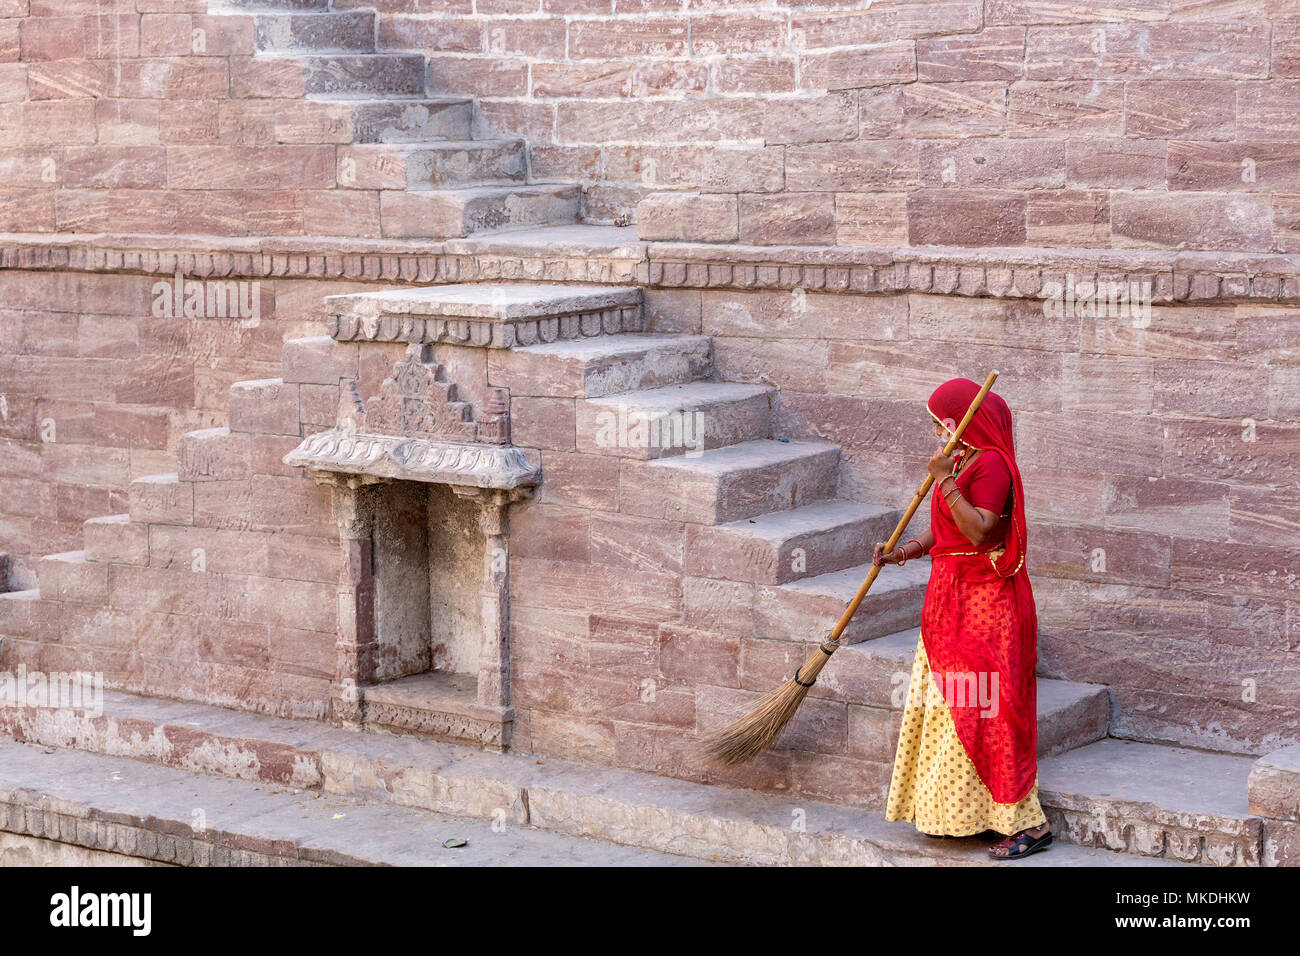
left=926, top=378, right=1027, bottom=579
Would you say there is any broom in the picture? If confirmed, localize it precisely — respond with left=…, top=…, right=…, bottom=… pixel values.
left=698, top=370, right=1000, bottom=767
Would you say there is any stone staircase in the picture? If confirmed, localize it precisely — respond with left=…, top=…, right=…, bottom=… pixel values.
left=212, top=0, right=581, bottom=238
left=1, top=279, right=1294, bottom=866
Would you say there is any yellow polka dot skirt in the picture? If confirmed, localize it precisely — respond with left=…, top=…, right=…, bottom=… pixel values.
left=885, top=633, right=1047, bottom=837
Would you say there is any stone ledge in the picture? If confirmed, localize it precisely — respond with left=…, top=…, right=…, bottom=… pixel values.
left=287, top=432, right=541, bottom=489
left=326, top=282, right=645, bottom=347
left=0, top=739, right=697, bottom=867
left=2, top=229, right=1300, bottom=303
left=0, top=693, right=1185, bottom=867
left=361, top=672, right=513, bottom=752
left=646, top=241, right=1300, bottom=302
left=1038, top=738, right=1262, bottom=867
left=1249, top=745, right=1300, bottom=822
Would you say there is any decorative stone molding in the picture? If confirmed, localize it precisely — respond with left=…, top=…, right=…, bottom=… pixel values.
left=285, top=344, right=541, bottom=489
left=4, top=229, right=1300, bottom=304
left=329, top=303, right=643, bottom=347
left=643, top=243, right=1300, bottom=304
left=365, top=347, right=476, bottom=442
left=0, top=229, right=645, bottom=286
left=359, top=670, right=517, bottom=752
left=325, top=282, right=644, bottom=348
left=363, top=698, right=511, bottom=751
left=289, top=433, right=540, bottom=490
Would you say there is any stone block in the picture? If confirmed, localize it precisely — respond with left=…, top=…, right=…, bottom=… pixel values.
left=83, top=515, right=148, bottom=566
left=227, top=380, right=301, bottom=436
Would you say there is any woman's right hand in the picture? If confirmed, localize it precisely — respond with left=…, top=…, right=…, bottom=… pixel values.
left=872, top=541, right=903, bottom=567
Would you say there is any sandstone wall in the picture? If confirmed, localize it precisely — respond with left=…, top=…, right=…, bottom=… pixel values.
left=5, top=2, right=1300, bottom=248
left=0, top=257, right=397, bottom=718
left=0, top=264, right=386, bottom=585
left=394, top=0, right=1300, bottom=249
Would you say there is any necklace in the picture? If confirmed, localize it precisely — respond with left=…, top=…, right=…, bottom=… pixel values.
left=952, top=447, right=981, bottom=478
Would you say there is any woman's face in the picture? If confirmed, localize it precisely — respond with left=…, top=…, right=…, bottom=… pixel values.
left=934, top=416, right=957, bottom=440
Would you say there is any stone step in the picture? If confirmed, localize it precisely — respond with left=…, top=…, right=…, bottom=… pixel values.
left=1249, top=745, right=1300, bottom=865
left=82, top=514, right=147, bottom=566
left=0, top=740, right=707, bottom=867
left=379, top=183, right=581, bottom=239
left=128, top=474, right=194, bottom=527
left=178, top=426, right=253, bottom=481
left=361, top=671, right=511, bottom=751
left=620, top=438, right=840, bottom=525
left=758, top=559, right=930, bottom=644
left=686, top=498, right=901, bottom=584
left=35, top=551, right=103, bottom=606
left=254, top=11, right=377, bottom=53
left=576, top=381, right=774, bottom=460
left=342, top=141, right=528, bottom=191
left=257, top=53, right=426, bottom=97
left=345, top=98, right=474, bottom=144
left=327, top=283, right=644, bottom=350
left=0, top=589, right=39, bottom=646
left=489, top=333, right=712, bottom=399
left=817, top=628, right=1112, bottom=757
left=0, top=689, right=1188, bottom=867
left=1037, top=738, right=1263, bottom=867
left=345, top=141, right=528, bottom=190
left=216, top=0, right=329, bottom=10
left=225, top=379, right=300, bottom=437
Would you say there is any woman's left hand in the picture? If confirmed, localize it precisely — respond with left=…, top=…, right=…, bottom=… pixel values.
left=928, top=446, right=958, bottom=483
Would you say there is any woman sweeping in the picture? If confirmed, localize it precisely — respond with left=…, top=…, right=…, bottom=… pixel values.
left=873, top=378, right=1050, bottom=860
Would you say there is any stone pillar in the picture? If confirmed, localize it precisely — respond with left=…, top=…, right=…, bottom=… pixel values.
left=322, top=475, right=382, bottom=725
left=477, top=490, right=511, bottom=710
left=454, top=486, right=531, bottom=714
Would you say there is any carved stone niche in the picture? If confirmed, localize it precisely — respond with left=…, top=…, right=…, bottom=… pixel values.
left=284, top=344, right=538, bottom=752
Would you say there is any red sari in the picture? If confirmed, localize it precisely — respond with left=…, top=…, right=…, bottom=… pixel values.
left=922, top=379, right=1038, bottom=805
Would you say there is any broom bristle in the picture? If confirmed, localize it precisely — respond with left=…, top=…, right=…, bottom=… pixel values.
left=697, top=677, right=812, bottom=767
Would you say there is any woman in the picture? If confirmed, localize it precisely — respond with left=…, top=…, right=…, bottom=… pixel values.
left=873, top=378, right=1050, bottom=860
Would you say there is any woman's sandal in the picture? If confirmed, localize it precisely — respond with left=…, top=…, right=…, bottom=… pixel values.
left=987, top=828, right=1053, bottom=860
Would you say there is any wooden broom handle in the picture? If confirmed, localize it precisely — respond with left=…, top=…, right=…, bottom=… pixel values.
left=827, top=371, right=999, bottom=643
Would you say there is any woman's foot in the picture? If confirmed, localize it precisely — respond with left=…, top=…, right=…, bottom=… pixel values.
left=987, top=823, right=1052, bottom=860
